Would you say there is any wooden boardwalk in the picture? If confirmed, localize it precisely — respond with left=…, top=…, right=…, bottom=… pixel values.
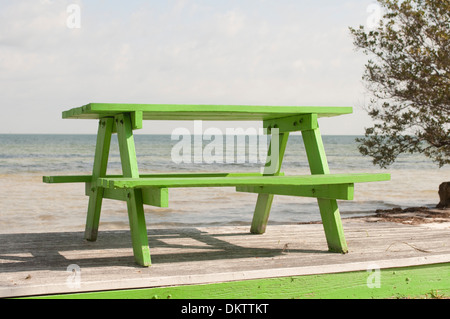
left=1, top=219, right=449, bottom=298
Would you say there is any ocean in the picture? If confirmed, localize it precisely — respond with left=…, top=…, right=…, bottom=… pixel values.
left=0, top=134, right=448, bottom=234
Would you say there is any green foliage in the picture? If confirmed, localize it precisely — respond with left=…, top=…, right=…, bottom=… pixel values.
left=349, top=0, right=449, bottom=168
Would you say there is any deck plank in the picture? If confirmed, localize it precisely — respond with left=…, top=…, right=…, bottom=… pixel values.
left=0, top=220, right=449, bottom=298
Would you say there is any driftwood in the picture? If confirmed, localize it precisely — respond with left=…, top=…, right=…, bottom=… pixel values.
left=437, top=182, right=450, bottom=209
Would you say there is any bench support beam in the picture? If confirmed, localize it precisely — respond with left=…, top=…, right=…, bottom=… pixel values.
left=85, top=183, right=169, bottom=207
left=263, top=114, right=318, bottom=133
left=237, top=183, right=354, bottom=200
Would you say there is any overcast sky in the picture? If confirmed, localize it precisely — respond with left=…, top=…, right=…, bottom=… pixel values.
left=0, top=0, right=381, bottom=135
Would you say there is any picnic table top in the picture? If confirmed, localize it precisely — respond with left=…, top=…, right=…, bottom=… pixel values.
left=62, top=103, right=353, bottom=121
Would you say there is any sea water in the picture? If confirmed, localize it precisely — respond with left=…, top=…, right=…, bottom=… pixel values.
left=0, top=134, right=448, bottom=233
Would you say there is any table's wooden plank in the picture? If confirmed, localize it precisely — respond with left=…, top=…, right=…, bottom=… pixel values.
left=43, top=172, right=279, bottom=184
left=98, top=173, right=391, bottom=189
left=62, top=103, right=353, bottom=121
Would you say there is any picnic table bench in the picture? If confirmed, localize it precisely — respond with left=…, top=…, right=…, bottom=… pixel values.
left=43, top=104, right=390, bottom=266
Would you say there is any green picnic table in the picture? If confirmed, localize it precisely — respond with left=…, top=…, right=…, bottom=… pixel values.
left=43, top=103, right=390, bottom=266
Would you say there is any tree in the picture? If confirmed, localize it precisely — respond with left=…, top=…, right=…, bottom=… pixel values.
left=349, top=0, right=449, bottom=169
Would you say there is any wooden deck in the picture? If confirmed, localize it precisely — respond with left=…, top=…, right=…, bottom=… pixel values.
left=1, top=219, right=449, bottom=298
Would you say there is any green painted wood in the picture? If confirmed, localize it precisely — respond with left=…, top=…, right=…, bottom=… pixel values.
left=142, top=187, right=169, bottom=208
left=116, top=114, right=140, bottom=178
left=85, top=183, right=169, bottom=207
left=261, top=132, right=290, bottom=176
left=301, top=126, right=348, bottom=253
left=84, top=118, right=114, bottom=242
left=237, top=183, right=354, bottom=200
left=62, top=103, right=353, bottom=121
left=115, top=113, right=151, bottom=267
left=111, top=111, right=143, bottom=133
left=263, top=113, right=319, bottom=133
left=43, top=175, right=91, bottom=183
left=44, top=104, right=392, bottom=267
left=43, top=172, right=278, bottom=184
left=131, top=111, right=143, bottom=130
left=125, top=188, right=151, bottom=266
left=98, top=173, right=390, bottom=189
left=302, top=128, right=330, bottom=175
left=250, top=132, right=290, bottom=234
left=29, top=263, right=450, bottom=299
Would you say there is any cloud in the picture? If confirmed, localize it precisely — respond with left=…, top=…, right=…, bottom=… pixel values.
left=0, top=0, right=373, bottom=134
left=217, top=10, right=246, bottom=37
left=0, top=1, right=70, bottom=47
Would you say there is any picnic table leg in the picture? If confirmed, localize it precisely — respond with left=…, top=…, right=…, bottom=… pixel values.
left=302, top=127, right=348, bottom=253
left=250, top=130, right=289, bottom=234
left=116, top=113, right=152, bottom=266
left=85, top=117, right=114, bottom=241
